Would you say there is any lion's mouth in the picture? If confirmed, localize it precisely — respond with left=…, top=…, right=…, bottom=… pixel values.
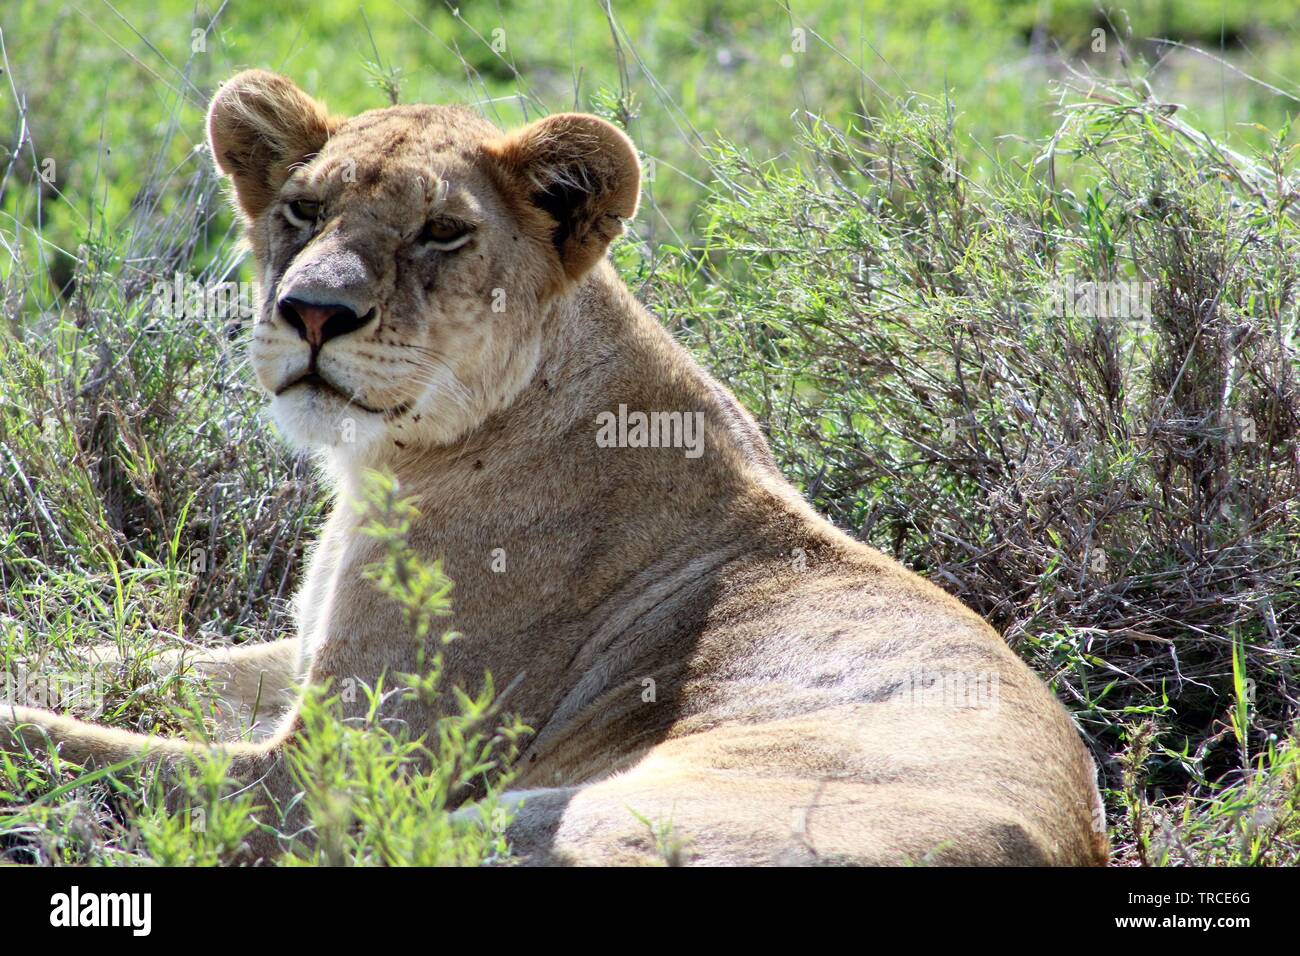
left=276, top=371, right=411, bottom=417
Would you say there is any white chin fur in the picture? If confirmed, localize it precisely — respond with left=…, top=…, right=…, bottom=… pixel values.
left=268, top=391, right=387, bottom=456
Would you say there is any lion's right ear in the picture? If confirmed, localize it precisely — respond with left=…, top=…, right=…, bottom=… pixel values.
left=207, top=70, right=338, bottom=221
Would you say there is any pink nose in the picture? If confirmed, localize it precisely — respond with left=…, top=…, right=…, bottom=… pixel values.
left=278, top=298, right=372, bottom=348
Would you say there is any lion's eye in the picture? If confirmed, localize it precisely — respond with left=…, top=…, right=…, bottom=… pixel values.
left=418, top=219, right=474, bottom=251
left=284, top=199, right=321, bottom=227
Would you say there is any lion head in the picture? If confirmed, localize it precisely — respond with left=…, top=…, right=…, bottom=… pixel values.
left=207, top=70, right=640, bottom=458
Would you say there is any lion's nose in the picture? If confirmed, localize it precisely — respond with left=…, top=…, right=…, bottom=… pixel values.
left=278, top=297, right=375, bottom=348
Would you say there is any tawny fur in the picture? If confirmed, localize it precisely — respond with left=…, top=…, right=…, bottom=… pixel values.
left=2, top=70, right=1108, bottom=866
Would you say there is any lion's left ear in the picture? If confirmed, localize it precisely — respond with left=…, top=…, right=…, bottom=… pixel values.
left=484, top=113, right=640, bottom=283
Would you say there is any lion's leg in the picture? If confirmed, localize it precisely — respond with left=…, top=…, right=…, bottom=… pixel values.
left=172, top=639, right=304, bottom=736
left=497, top=768, right=843, bottom=866
left=500, top=763, right=1062, bottom=867
left=0, top=703, right=268, bottom=766
left=498, top=751, right=856, bottom=866
left=501, top=709, right=1100, bottom=866
left=89, top=638, right=304, bottom=741
left=1, top=703, right=297, bottom=860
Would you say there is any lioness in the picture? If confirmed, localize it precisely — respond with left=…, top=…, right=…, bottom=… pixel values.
left=2, top=71, right=1107, bottom=865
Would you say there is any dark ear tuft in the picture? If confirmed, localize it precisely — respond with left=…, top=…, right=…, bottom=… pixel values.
left=484, top=113, right=640, bottom=283
left=207, top=70, right=338, bottom=221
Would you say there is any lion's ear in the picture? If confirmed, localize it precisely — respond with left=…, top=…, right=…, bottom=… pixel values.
left=207, top=70, right=338, bottom=221
left=484, top=113, right=640, bottom=283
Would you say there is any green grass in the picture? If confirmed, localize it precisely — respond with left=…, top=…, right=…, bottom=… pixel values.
left=2, top=0, right=1300, bottom=865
